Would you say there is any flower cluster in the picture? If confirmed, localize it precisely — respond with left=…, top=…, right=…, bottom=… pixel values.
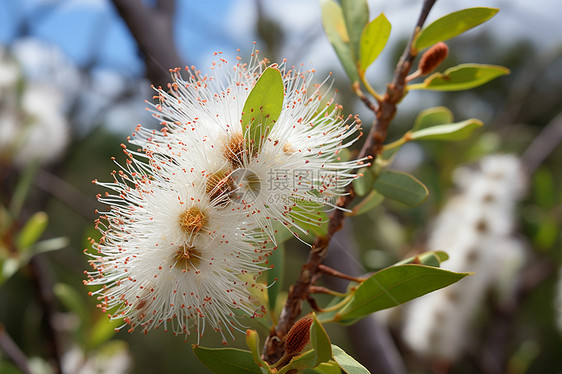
left=402, top=154, right=526, bottom=361
left=85, top=51, right=362, bottom=341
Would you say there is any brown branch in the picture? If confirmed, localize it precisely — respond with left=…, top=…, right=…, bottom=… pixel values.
left=0, top=324, right=32, bottom=374
left=262, top=0, right=438, bottom=364
left=111, top=0, right=182, bottom=87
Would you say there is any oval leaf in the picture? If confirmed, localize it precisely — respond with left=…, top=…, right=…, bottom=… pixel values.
left=359, top=13, right=391, bottom=74
left=413, top=106, right=453, bottom=131
left=334, top=264, right=471, bottom=324
left=415, top=7, right=499, bottom=50
left=321, top=0, right=360, bottom=84
left=332, top=345, right=371, bottom=374
left=409, top=118, right=482, bottom=141
left=341, top=0, right=369, bottom=62
left=373, top=170, right=428, bottom=207
left=288, top=201, right=329, bottom=237
left=241, top=66, right=284, bottom=153
left=193, top=346, right=262, bottom=374
left=409, top=64, right=509, bottom=91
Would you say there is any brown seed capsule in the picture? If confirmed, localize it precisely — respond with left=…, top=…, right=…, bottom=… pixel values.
left=418, top=42, right=449, bottom=75
left=285, top=316, right=313, bottom=355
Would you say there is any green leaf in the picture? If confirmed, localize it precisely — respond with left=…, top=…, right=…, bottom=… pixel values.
left=409, top=119, right=482, bottom=141
left=373, top=170, right=428, bottom=207
left=267, top=243, right=284, bottom=312
left=288, top=201, right=329, bottom=237
left=352, top=168, right=375, bottom=197
left=408, top=64, right=509, bottom=91
left=321, top=0, right=360, bottom=84
left=334, top=264, right=470, bottom=324
left=16, top=211, right=48, bottom=250
left=393, top=251, right=449, bottom=268
left=311, top=313, right=332, bottom=365
left=413, top=106, right=453, bottom=131
left=241, top=66, right=284, bottom=154
left=415, top=7, right=499, bottom=50
left=332, top=345, right=371, bottom=374
left=350, top=190, right=384, bottom=216
left=303, top=361, right=342, bottom=374
left=193, top=346, right=262, bottom=374
left=341, top=0, right=369, bottom=62
left=359, top=13, right=391, bottom=74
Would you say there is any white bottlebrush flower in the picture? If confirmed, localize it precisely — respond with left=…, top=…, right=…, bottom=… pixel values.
left=86, top=148, right=272, bottom=341
left=402, top=154, right=526, bottom=361
left=135, top=51, right=363, bottom=241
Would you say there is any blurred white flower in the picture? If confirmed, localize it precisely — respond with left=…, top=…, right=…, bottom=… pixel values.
left=403, top=154, right=526, bottom=361
left=0, top=47, right=69, bottom=167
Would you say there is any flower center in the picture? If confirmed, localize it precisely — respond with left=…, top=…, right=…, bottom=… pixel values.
left=173, top=245, right=202, bottom=270
left=224, top=132, right=247, bottom=167
left=178, top=207, right=206, bottom=235
left=206, top=169, right=235, bottom=206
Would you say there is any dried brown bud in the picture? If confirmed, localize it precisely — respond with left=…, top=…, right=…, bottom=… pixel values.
left=285, top=316, right=313, bottom=355
left=418, top=42, right=449, bottom=75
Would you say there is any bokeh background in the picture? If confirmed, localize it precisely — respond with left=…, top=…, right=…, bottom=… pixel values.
left=1, top=0, right=561, bottom=373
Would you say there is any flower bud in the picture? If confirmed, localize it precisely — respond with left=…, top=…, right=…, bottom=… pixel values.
left=285, top=316, right=313, bottom=355
left=418, top=42, right=449, bottom=75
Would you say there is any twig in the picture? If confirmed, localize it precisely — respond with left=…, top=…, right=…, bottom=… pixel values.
left=0, top=324, right=32, bottom=374
left=111, top=0, right=182, bottom=87
left=262, top=0, right=438, bottom=363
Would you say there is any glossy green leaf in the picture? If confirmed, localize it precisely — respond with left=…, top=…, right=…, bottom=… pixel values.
left=394, top=251, right=449, bottom=268
left=341, top=0, right=369, bottom=62
left=193, top=346, right=262, bottom=374
left=415, top=7, right=499, bottom=50
left=332, top=345, right=370, bottom=374
left=359, top=13, right=391, bottom=74
left=409, top=119, right=482, bottom=141
left=321, top=0, right=360, bottom=84
left=16, top=211, right=48, bottom=250
left=334, top=264, right=470, bottom=324
left=408, top=64, right=509, bottom=91
left=350, top=190, right=384, bottom=216
left=352, top=168, right=375, bottom=197
left=289, top=201, right=329, bottom=237
left=241, top=66, right=284, bottom=153
left=413, top=106, right=453, bottom=131
left=267, top=243, right=284, bottom=312
left=373, top=170, right=428, bottom=207
left=311, top=313, right=332, bottom=365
